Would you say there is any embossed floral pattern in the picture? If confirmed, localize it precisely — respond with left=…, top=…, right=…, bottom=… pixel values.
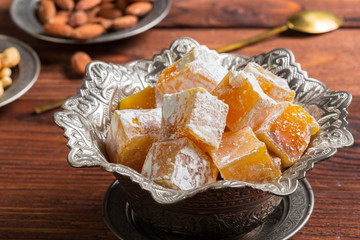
left=54, top=37, right=353, bottom=201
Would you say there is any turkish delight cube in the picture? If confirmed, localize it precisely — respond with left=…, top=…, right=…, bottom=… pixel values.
left=156, top=45, right=228, bottom=94
left=118, top=86, right=157, bottom=110
left=141, top=137, right=219, bottom=190
left=212, top=71, right=277, bottom=132
left=161, top=87, right=229, bottom=152
left=209, top=127, right=281, bottom=183
left=106, top=108, right=162, bottom=172
left=255, top=102, right=319, bottom=168
left=244, top=62, right=295, bottom=102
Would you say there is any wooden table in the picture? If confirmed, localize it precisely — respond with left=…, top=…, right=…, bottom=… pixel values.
left=0, top=0, right=359, bottom=239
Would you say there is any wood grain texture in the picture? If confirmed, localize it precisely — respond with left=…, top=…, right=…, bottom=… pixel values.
left=0, top=0, right=359, bottom=239
left=159, top=0, right=360, bottom=28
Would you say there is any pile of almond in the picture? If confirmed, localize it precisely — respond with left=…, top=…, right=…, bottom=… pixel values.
left=37, top=0, right=154, bottom=40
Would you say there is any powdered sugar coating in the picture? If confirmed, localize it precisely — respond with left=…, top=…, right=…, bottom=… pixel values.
left=209, top=127, right=281, bottom=183
left=156, top=45, right=228, bottom=94
left=244, top=62, right=295, bottom=102
left=256, top=102, right=319, bottom=168
left=106, top=108, right=162, bottom=172
left=117, top=108, right=162, bottom=137
left=161, top=87, right=228, bottom=152
left=212, top=71, right=277, bottom=132
left=141, top=138, right=218, bottom=190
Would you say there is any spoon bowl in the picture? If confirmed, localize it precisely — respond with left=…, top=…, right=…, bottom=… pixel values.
left=287, top=10, right=342, bottom=34
left=217, top=10, right=343, bottom=53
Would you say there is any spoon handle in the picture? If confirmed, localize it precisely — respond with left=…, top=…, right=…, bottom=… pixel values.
left=216, top=25, right=289, bottom=53
left=34, top=98, right=67, bottom=114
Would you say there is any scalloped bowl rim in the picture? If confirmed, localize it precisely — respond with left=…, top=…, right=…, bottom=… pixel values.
left=54, top=37, right=354, bottom=204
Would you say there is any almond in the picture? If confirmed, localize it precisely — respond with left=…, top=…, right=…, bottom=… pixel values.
left=98, top=6, right=123, bottom=19
left=75, top=0, right=101, bottom=11
left=126, top=2, right=152, bottom=17
left=126, top=0, right=154, bottom=2
left=69, top=10, right=88, bottom=27
left=86, top=6, right=101, bottom=19
left=100, top=2, right=115, bottom=8
left=71, top=51, right=92, bottom=76
left=115, top=0, right=127, bottom=11
left=112, top=15, right=138, bottom=30
left=51, top=11, right=71, bottom=24
left=44, top=23, right=74, bottom=38
left=54, top=0, right=75, bottom=11
left=72, top=23, right=104, bottom=40
left=89, top=17, right=113, bottom=29
left=37, top=0, right=57, bottom=24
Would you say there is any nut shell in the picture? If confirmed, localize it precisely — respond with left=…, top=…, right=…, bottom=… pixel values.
left=38, top=0, right=57, bottom=24
left=126, top=2, right=153, bottom=17
left=44, top=23, right=74, bottom=38
left=75, top=0, right=101, bottom=11
left=72, top=23, right=105, bottom=40
left=54, top=0, right=74, bottom=11
left=71, top=51, right=92, bottom=76
left=69, top=10, right=88, bottom=27
left=89, top=17, right=113, bottom=30
left=98, top=6, right=122, bottom=19
left=112, top=15, right=138, bottom=30
left=51, top=11, right=71, bottom=24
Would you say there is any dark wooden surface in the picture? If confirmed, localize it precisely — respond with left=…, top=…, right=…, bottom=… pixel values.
left=0, top=0, right=359, bottom=239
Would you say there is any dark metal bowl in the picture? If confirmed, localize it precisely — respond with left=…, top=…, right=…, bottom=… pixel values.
left=11, top=0, right=171, bottom=44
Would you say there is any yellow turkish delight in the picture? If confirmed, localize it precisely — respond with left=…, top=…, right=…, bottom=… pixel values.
left=156, top=45, right=228, bottom=94
left=106, top=45, right=321, bottom=188
left=141, top=137, right=219, bottom=190
left=256, top=102, right=319, bottom=168
left=118, top=86, right=157, bottom=110
left=161, top=87, right=228, bottom=152
left=212, top=71, right=277, bottom=132
left=106, top=108, right=162, bottom=172
left=244, top=62, right=295, bottom=102
left=209, top=127, right=281, bottom=183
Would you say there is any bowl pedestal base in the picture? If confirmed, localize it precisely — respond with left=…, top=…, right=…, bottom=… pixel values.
left=103, top=178, right=314, bottom=240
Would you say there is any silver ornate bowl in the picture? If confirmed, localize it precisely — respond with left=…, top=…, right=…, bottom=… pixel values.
left=54, top=37, right=353, bottom=238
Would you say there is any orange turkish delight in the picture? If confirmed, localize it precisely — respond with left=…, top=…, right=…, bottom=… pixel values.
left=161, top=87, right=228, bottom=152
left=244, top=62, right=295, bottom=102
left=209, top=127, right=281, bottom=183
left=106, top=46, right=321, bottom=188
left=141, top=137, right=219, bottom=190
left=106, top=108, right=162, bottom=172
left=212, top=71, right=277, bottom=132
left=118, top=86, right=157, bottom=110
left=270, top=152, right=282, bottom=171
left=255, top=102, right=319, bottom=168
left=156, top=45, right=228, bottom=94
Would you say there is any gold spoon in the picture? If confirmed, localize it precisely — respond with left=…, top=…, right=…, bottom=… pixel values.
left=35, top=10, right=342, bottom=114
left=216, top=10, right=343, bottom=53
